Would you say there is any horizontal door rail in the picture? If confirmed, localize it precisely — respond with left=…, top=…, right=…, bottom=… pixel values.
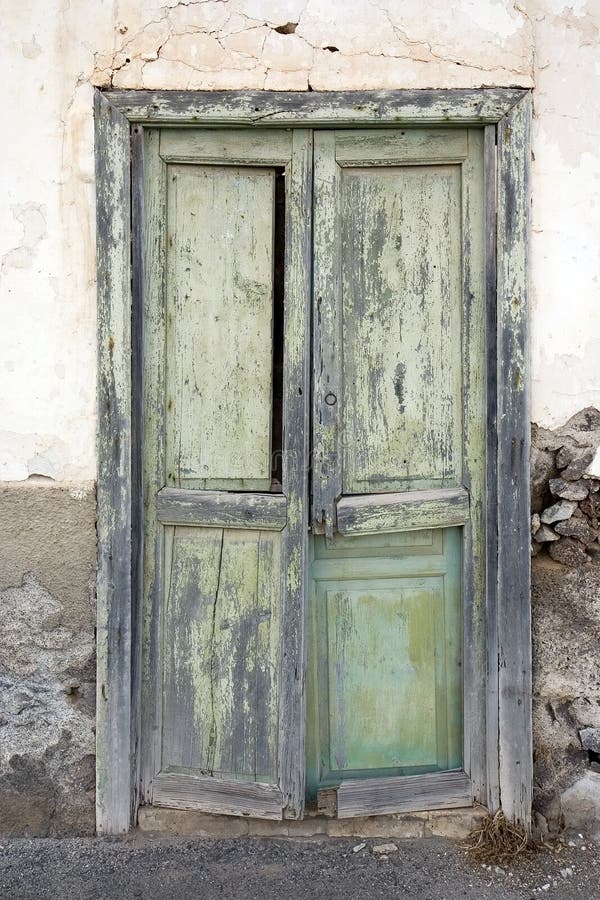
left=153, top=773, right=283, bottom=819
left=335, top=769, right=472, bottom=818
left=336, top=486, right=470, bottom=536
left=156, top=487, right=287, bottom=531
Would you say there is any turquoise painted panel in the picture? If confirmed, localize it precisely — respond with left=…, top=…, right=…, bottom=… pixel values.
left=306, top=528, right=462, bottom=802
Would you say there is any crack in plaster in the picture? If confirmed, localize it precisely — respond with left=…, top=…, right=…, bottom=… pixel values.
left=91, top=0, right=533, bottom=90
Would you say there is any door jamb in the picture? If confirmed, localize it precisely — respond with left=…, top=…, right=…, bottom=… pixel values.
left=94, top=87, right=531, bottom=834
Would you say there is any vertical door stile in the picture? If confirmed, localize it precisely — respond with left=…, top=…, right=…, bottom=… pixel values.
left=278, top=128, right=312, bottom=819
left=312, top=132, right=342, bottom=538
left=140, top=127, right=167, bottom=804
left=460, top=127, right=488, bottom=802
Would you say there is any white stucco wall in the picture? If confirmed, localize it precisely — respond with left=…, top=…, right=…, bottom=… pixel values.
left=1, top=0, right=599, bottom=480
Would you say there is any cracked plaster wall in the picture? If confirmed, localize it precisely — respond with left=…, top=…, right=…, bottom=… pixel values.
left=1, top=1, right=600, bottom=479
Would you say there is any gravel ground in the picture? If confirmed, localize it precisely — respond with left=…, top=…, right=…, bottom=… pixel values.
left=0, top=833, right=598, bottom=899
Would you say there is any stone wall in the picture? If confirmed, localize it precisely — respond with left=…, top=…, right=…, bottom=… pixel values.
left=0, top=482, right=97, bottom=835
left=531, top=409, right=600, bottom=837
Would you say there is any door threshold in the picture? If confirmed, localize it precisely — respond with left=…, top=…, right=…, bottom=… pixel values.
left=136, top=804, right=487, bottom=841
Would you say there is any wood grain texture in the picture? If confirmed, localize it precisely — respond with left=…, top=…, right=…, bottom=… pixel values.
left=165, top=162, right=275, bottom=490
left=340, top=162, right=463, bottom=493
left=161, top=527, right=282, bottom=784
left=130, top=124, right=145, bottom=826
left=95, top=90, right=134, bottom=835
left=153, top=773, right=283, bottom=819
left=496, top=94, right=532, bottom=828
left=333, top=128, right=468, bottom=165
left=139, top=127, right=168, bottom=805
left=105, top=89, right=527, bottom=126
left=459, top=129, right=487, bottom=803
left=336, top=770, right=472, bottom=818
left=278, top=129, right=312, bottom=818
left=157, top=488, right=287, bottom=530
left=484, top=124, right=501, bottom=814
left=160, top=128, right=292, bottom=164
left=312, top=131, right=342, bottom=536
left=336, top=487, right=470, bottom=536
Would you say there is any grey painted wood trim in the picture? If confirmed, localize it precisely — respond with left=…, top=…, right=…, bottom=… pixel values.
left=484, top=124, right=501, bottom=815
left=95, top=90, right=134, bottom=835
left=156, top=488, right=288, bottom=530
left=336, top=487, right=470, bottom=535
left=104, top=89, right=527, bottom=126
left=278, top=129, right=312, bottom=820
left=336, top=770, right=472, bottom=818
left=130, top=124, right=145, bottom=829
left=496, top=93, right=532, bottom=828
left=152, top=773, right=283, bottom=819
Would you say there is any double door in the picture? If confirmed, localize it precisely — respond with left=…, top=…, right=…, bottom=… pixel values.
left=139, top=125, right=485, bottom=820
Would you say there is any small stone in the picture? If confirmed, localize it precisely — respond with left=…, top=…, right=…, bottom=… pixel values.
left=560, top=867, right=573, bottom=878
left=533, top=524, right=559, bottom=543
left=372, top=843, right=398, bottom=854
left=531, top=513, right=541, bottom=535
left=579, top=728, right=600, bottom=754
left=562, top=451, right=595, bottom=481
left=556, top=445, right=573, bottom=469
left=555, top=518, right=597, bottom=544
left=549, top=536, right=590, bottom=567
left=352, top=842, right=366, bottom=853
left=379, top=855, right=389, bottom=860
left=549, top=477, right=588, bottom=501
left=531, top=540, right=541, bottom=557
left=541, top=883, right=550, bottom=892
left=541, top=500, right=578, bottom=524
left=590, top=481, right=600, bottom=493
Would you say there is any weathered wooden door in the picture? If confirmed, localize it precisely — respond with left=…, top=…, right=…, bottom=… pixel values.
left=139, top=124, right=486, bottom=822
left=306, top=128, right=486, bottom=816
left=139, top=128, right=311, bottom=820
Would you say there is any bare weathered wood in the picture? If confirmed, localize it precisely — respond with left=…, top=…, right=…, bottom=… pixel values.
left=105, top=89, right=527, bottom=126
left=139, top=127, right=168, bottom=808
left=484, top=124, right=501, bottom=815
left=312, top=131, right=342, bottom=537
left=160, top=127, right=292, bottom=164
left=165, top=162, right=275, bottom=491
left=153, top=773, right=283, bottom=819
left=333, top=127, right=468, bottom=165
left=339, top=157, right=463, bottom=494
left=496, top=93, right=532, bottom=829
left=336, top=487, right=470, bottom=536
left=336, top=770, right=472, bottom=818
left=278, top=129, right=312, bottom=819
left=130, top=124, right=145, bottom=827
left=95, top=90, right=133, bottom=835
left=157, top=488, right=287, bottom=530
left=161, top=527, right=282, bottom=783
left=459, top=128, right=487, bottom=803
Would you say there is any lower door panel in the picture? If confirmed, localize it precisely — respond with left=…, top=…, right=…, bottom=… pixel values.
left=306, top=527, right=466, bottom=813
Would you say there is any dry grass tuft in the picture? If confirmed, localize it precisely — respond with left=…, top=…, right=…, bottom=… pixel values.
left=464, top=810, right=545, bottom=864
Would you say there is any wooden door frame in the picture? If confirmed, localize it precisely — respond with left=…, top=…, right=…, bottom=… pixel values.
left=95, top=87, right=532, bottom=834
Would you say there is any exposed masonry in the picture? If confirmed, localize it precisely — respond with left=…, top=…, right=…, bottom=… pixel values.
left=531, top=407, right=600, bottom=567
left=530, top=408, right=600, bottom=836
left=90, top=1, right=534, bottom=92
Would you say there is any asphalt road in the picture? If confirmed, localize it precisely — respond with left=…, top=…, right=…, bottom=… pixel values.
left=0, top=834, right=598, bottom=899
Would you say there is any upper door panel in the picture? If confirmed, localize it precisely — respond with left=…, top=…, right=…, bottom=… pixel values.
left=165, top=163, right=276, bottom=490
